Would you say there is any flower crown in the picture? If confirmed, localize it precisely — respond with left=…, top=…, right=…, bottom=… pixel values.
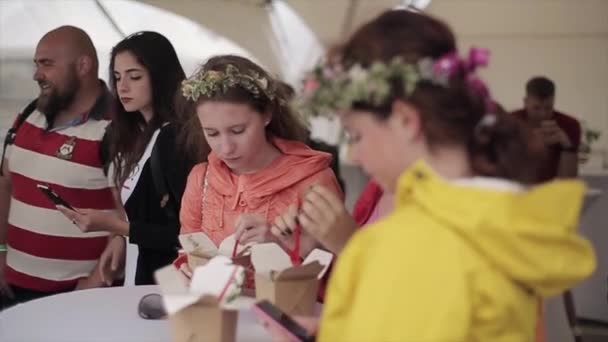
left=182, top=64, right=276, bottom=102
left=300, top=47, right=492, bottom=117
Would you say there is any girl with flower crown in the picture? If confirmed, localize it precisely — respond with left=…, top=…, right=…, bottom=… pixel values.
left=174, top=55, right=342, bottom=276
left=266, top=10, right=594, bottom=342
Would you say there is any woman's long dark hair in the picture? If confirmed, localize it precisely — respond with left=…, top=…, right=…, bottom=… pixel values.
left=107, top=31, right=186, bottom=187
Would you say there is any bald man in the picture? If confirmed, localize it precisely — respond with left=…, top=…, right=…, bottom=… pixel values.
left=34, top=26, right=101, bottom=127
left=0, top=26, right=119, bottom=308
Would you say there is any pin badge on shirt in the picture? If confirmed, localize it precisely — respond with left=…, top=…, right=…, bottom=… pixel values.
left=56, top=136, right=76, bottom=160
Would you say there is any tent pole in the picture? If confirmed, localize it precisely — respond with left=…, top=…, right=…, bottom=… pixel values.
left=94, top=0, right=126, bottom=38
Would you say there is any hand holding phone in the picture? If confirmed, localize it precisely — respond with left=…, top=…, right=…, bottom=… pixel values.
left=36, top=184, right=75, bottom=211
left=253, top=300, right=316, bottom=342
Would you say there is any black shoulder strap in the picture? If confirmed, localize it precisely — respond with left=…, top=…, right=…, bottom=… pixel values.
left=149, top=132, right=178, bottom=221
left=1, top=99, right=37, bottom=176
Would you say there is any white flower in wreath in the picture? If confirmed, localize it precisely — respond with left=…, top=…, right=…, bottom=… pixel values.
left=348, top=64, right=368, bottom=83
left=418, top=57, right=449, bottom=86
left=417, top=58, right=435, bottom=82
left=256, top=77, right=268, bottom=90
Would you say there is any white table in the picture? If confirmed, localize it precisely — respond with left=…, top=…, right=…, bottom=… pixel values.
left=0, top=285, right=272, bottom=342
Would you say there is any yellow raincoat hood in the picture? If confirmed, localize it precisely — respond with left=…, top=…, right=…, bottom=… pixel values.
left=403, top=162, right=595, bottom=297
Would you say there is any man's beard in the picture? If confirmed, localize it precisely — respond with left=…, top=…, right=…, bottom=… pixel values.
left=36, top=70, right=80, bottom=129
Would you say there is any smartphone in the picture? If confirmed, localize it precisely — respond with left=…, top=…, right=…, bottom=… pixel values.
left=138, top=293, right=167, bottom=320
left=36, top=184, right=75, bottom=210
left=252, top=300, right=315, bottom=342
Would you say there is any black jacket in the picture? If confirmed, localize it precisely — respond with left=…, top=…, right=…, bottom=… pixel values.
left=121, top=124, right=195, bottom=285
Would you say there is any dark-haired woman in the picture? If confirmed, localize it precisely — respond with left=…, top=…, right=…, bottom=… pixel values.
left=58, top=32, right=198, bottom=285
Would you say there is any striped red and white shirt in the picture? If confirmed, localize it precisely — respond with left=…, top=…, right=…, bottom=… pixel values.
left=5, top=102, right=115, bottom=292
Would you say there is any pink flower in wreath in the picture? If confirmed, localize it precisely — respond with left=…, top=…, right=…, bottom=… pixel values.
left=303, top=77, right=320, bottom=95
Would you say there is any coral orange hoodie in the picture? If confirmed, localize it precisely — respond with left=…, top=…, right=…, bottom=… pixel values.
left=175, top=137, right=342, bottom=267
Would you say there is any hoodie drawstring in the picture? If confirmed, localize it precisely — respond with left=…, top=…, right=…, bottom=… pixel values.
left=220, top=196, right=225, bottom=228
left=264, top=196, right=272, bottom=223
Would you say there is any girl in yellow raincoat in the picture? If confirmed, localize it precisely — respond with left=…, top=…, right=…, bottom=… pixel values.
left=270, top=9, right=596, bottom=342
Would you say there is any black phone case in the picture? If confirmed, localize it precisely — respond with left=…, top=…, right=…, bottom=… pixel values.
left=254, top=300, right=315, bottom=342
left=37, top=185, right=74, bottom=210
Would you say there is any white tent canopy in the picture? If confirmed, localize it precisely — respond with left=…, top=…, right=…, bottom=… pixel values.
left=139, top=0, right=407, bottom=76
left=136, top=0, right=436, bottom=85
left=0, top=0, right=255, bottom=106
left=0, top=0, right=432, bottom=106
left=137, top=0, right=329, bottom=84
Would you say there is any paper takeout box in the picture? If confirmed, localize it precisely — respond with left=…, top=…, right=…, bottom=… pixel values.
left=251, top=243, right=333, bottom=316
left=154, top=256, right=246, bottom=342
left=179, top=233, right=248, bottom=270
